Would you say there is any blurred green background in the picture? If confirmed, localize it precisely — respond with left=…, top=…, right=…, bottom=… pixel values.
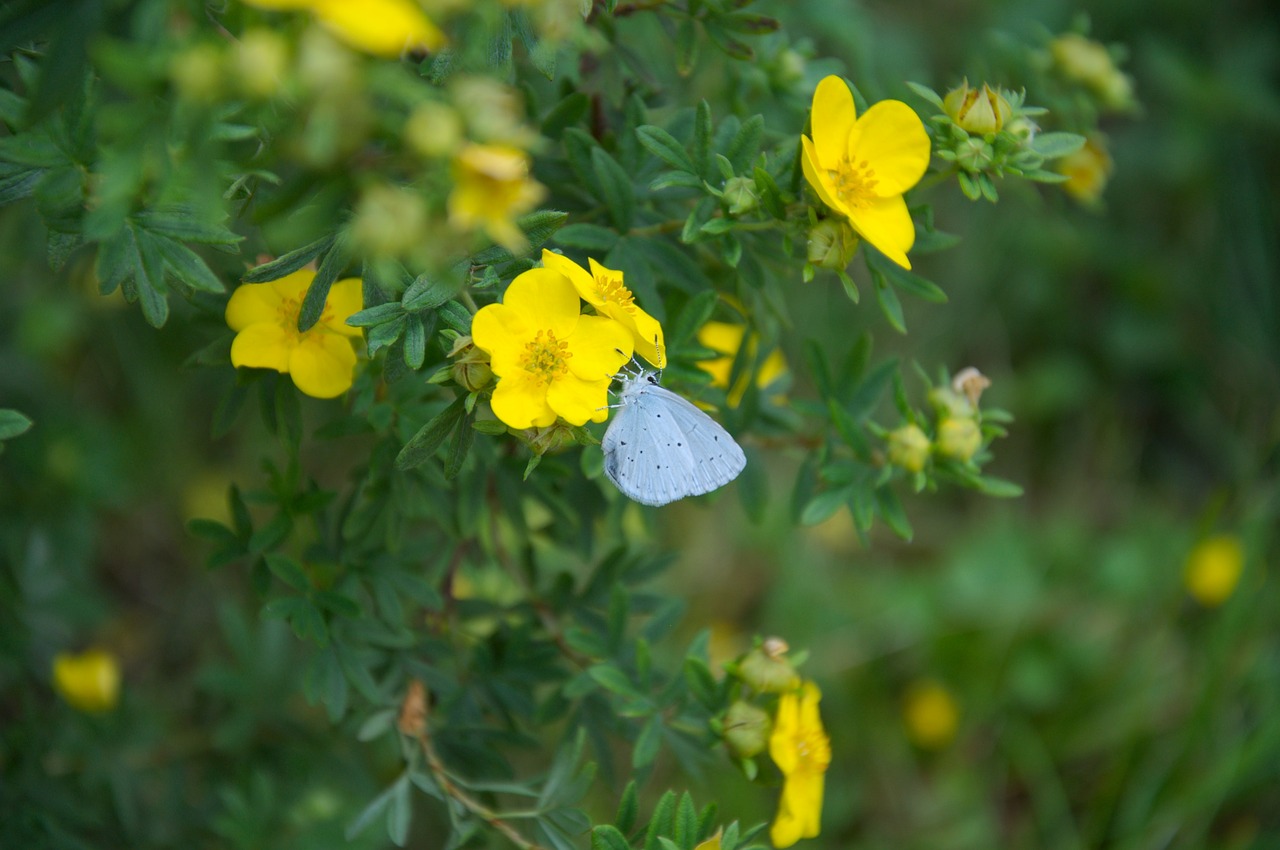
left=2, top=0, right=1278, bottom=847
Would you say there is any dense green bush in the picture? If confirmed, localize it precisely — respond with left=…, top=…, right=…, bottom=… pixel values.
left=2, top=0, right=1277, bottom=848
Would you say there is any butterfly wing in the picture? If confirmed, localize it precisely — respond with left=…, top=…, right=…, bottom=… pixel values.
left=602, top=381, right=746, bottom=506
left=646, top=385, right=746, bottom=497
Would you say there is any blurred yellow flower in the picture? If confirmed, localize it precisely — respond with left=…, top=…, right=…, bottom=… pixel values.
left=801, top=75, right=930, bottom=270
left=226, top=269, right=364, bottom=399
left=903, top=679, right=959, bottom=749
left=53, top=649, right=121, bottom=713
left=471, top=267, right=632, bottom=428
left=242, top=0, right=445, bottom=57
left=448, top=144, right=546, bottom=253
left=695, top=321, right=786, bottom=408
left=541, top=250, right=665, bottom=366
left=1050, top=33, right=1134, bottom=110
left=886, top=424, right=930, bottom=473
left=1058, top=135, right=1114, bottom=205
left=769, top=681, right=830, bottom=848
left=1184, top=534, right=1244, bottom=607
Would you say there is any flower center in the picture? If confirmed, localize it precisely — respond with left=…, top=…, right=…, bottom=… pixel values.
left=520, top=329, right=571, bottom=384
left=276, top=295, right=332, bottom=341
left=788, top=726, right=832, bottom=774
left=595, top=274, right=636, bottom=314
left=828, top=157, right=880, bottom=209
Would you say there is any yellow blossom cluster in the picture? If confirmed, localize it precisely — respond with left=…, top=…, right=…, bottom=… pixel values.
left=470, top=250, right=665, bottom=429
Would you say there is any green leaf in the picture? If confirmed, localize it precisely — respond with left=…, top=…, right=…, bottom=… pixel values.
left=403, top=313, right=428, bottom=370
left=555, top=223, right=620, bottom=252
left=874, top=486, right=913, bottom=541
left=674, top=792, right=698, bottom=850
left=592, top=147, right=635, bottom=232
left=644, top=791, right=678, bottom=850
left=587, top=664, right=645, bottom=699
left=445, top=405, right=475, bottom=479
left=801, top=487, right=852, bottom=526
left=683, top=657, right=718, bottom=710
left=299, top=234, right=350, bottom=332
left=874, top=277, right=907, bottom=334
left=129, top=223, right=169, bottom=328
left=975, top=476, right=1024, bottom=498
left=265, top=553, right=309, bottom=590
left=154, top=237, right=225, bottom=293
left=867, top=251, right=947, bottom=303
left=437, top=300, right=472, bottom=334
left=637, top=125, right=696, bottom=174
left=346, top=302, right=404, bottom=328
left=669, top=289, right=720, bottom=348
left=725, top=115, right=764, bottom=172
left=396, top=397, right=465, bottom=470
left=469, top=209, right=569, bottom=264
left=135, top=206, right=242, bottom=246
left=847, top=358, right=899, bottom=421
left=1031, top=132, right=1086, bottom=159
left=905, top=81, right=945, bottom=109
left=243, top=234, right=335, bottom=283
left=615, top=781, right=639, bottom=835
left=401, top=274, right=456, bottom=312
left=542, top=92, right=589, bottom=138
left=0, top=409, right=33, bottom=440
left=693, top=100, right=713, bottom=176
left=593, top=826, right=632, bottom=850
left=632, top=715, right=663, bottom=769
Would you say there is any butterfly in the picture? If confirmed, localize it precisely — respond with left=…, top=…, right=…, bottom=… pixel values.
left=601, top=368, right=746, bottom=506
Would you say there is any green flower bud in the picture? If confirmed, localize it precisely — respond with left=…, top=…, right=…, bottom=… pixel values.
left=806, top=219, right=859, bottom=271
left=943, top=80, right=1012, bottom=135
left=722, top=700, right=771, bottom=758
left=955, top=137, right=994, bottom=174
left=927, top=386, right=973, bottom=418
left=448, top=336, right=494, bottom=393
left=736, top=644, right=800, bottom=694
left=887, top=424, right=931, bottom=473
left=722, top=176, right=759, bottom=216
left=936, top=417, right=982, bottom=462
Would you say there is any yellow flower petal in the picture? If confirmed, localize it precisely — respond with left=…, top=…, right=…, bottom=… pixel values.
left=546, top=373, right=614, bottom=425
left=771, top=771, right=824, bottom=848
left=226, top=281, right=287, bottom=331
left=497, top=267, right=579, bottom=340
left=800, top=135, right=846, bottom=216
left=310, top=0, right=445, bottom=56
left=230, top=322, right=293, bottom=372
left=541, top=250, right=600, bottom=306
left=845, top=192, right=916, bottom=270
left=491, top=370, right=557, bottom=429
left=53, top=649, right=121, bottom=713
left=846, top=100, right=931, bottom=197
left=289, top=333, right=358, bottom=398
left=564, top=314, right=632, bottom=382
left=471, top=302, right=533, bottom=377
left=626, top=309, right=665, bottom=367
left=323, top=277, right=365, bottom=338
left=810, top=76, right=857, bottom=169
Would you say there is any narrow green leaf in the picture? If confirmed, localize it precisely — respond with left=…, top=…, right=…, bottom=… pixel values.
left=801, top=487, right=852, bottom=526
left=593, top=825, right=632, bottom=850
left=874, top=278, right=907, bottom=334
left=154, top=237, right=225, bottom=293
left=874, top=486, right=913, bottom=541
left=632, top=715, right=663, bottom=769
left=555, top=223, right=620, bottom=252
left=1031, top=131, right=1086, bottom=159
left=669, top=289, right=720, bottom=348
left=693, top=100, right=712, bottom=176
left=591, top=147, right=635, bottom=232
left=725, top=115, right=764, bottom=171
left=637, top=125, right=696, bottom=173
left=615, top=781, right=639, bottom=835
left=445, top=405, right=475, bottom=479
left=243, top=234, right=334, bottom=282
left=396, top=397, right=465, bottom=470
left=0, top=409, right=33, bottom=440
left=299, top=234, right=350, bottom=332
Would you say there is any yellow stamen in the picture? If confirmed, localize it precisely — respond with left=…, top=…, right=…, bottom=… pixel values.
left=520, top=329, right=572, bottom=383
left=276, top=295, right=332, bottom=340
left=595, top=274, right=636, bottom=314
left=828, top=157, right=880, bottom=209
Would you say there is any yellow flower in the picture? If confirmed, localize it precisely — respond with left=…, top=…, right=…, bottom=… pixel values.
left=471, top=267, right=632, bottom=429
left=540, top=249, right=665, bottom=366
left=801, top=75, right=931, bottom=270
left=769, top=681, right=830, bottom=848
left=902, top=680, right=959, bottom=749
left=696, top=321, right=786, bottom=408
left=1050, top=33, right=1134, bottom=110
left=1184, top=535, right=1244, bottom=607
left=942, top=80, right=1012, bottom=135
left=448, top=144, right=546, bottom=253
left=1058, top=135, right=1113, bottom=205
left=53, top=649, right=121, bottom=713
left=242, top=0, right=445, bottom=57
left=226, top=269, right=364, bottom=399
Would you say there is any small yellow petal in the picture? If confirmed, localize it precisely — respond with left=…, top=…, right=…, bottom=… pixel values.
left=471, top=302, right=532, bottom=377
left=845, top=192, right=915, bottom=270
left=491, top=371, right=556, bottom=429
left=800, top=135, right=846, bottom=216
left=226, top=281, right=286, bottom=331
left=546, top=374, right=613, bottom=426
left=565, top=315, right=632, bottom=382
left=310, top=0, right=445, bottom=56
left=53, top=649, right=121, bottom=713
left=627, top=308, right=666, bottom=367
left=500, top=267, right=580, bottom=340
left=324, top=277, right=365, bottom=338
left=846, top=100, right=930, bottom=197
left=231, top=322, right=294, bottom=372
left=810, top=75, right=857, bottom=169
left=541, top=250, right=601, bottom=307
left=288, top=333, right=358, bottom=398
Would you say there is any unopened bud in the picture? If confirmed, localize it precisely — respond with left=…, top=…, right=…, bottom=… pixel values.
left=955, top=137, right=994, bottom=174
left=737, top=645, right=800, bottom=693
left=887, top=424, right=931, bottom=473
left=448, top=336, right=494, bottom=392
left=722, top=700, right=771, bottom=758
left=722, top=176, right=759, bottom=216
left=927, top=386, right=973, bottom=419
left=943, top=80, right=1012, bottom=135
left=936, top=417, right=981, bottom=462
left=806, top=219, right=859, bottom=270
left=234, top=29, right=288, bottom=99
left=951, top=367, right=991, bottom=408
